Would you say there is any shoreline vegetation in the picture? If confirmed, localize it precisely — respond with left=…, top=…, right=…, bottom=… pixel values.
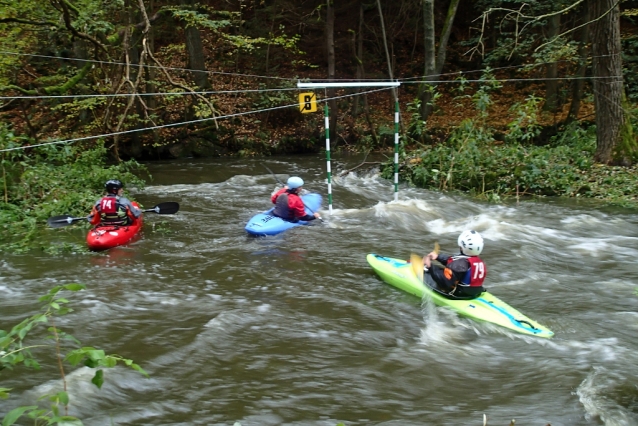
left=1, top=0, right=637, bottom=255
left=1, top=106, right=638, bottom=255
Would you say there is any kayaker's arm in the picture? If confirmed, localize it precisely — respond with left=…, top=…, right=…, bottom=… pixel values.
left=298, top=212, right=321, bottom=221
left=87, top=204, right=101, bottom=225
left=424, top=252, right=449, bottom=268
left=428, top=257, right=470, bottom=293
left=119, top=196, right=142, bottom=218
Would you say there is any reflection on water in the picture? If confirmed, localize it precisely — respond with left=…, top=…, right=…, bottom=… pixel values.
left=2, top=155, right=638, bottom=426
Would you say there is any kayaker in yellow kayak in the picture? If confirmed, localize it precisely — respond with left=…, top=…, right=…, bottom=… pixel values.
left=88, top=179, right=142, bottom=226
left=423, top=230, right=487, bottom=300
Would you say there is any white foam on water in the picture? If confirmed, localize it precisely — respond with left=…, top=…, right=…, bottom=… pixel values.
left=577, top=366, right=638, bottom=426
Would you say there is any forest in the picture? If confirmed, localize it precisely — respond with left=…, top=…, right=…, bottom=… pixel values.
left=0, top=0, right=636, bottom=160
left=1, top=0, right=638, bottom=242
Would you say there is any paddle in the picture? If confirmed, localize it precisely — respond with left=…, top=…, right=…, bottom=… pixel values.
left=410, top=253, right=424, bottom=282
left=410, top=242, right=440, bottom=282
left=261, top=163, right=286, bottom=187
left=47, top=202, right=180, bottom=228
left=261, top=164, right=324, bottom=223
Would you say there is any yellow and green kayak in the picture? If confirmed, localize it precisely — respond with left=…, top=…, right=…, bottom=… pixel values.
left=366, top=253, right=554, bottom=338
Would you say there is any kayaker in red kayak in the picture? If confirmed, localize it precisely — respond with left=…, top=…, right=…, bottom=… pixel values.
left=271, top=176, right=321, bottom=222
left=423, top=230, right=487, bottom=299
left=88, top=179, right=142, bottom=226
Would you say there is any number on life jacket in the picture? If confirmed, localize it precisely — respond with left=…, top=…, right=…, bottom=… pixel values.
left=100, top=197, right=117, bottom=214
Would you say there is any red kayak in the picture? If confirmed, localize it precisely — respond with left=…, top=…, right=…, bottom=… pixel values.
left=86, top=202, right=143, bottom=251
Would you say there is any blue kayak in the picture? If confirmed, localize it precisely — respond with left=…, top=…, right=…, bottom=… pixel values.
left=245, top=193, right=322, bottom=236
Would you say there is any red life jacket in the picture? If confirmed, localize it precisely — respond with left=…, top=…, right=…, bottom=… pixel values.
left=99, top=195, right=127, bottom=224
left=446, top=255, right=486, bottom=287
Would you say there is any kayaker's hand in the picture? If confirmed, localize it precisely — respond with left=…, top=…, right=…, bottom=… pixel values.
left=427, top=251, right=438, bottom=260
left=313, top=212, right=320, bottom=219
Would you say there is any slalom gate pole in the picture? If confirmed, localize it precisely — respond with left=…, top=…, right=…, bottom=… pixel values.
left=324, top=102, right=333, bottom=215
left=393, top=99, right=400, bottom=201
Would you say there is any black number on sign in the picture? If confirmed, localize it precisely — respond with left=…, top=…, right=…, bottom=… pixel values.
left=303, top=95, right=313, bottom=111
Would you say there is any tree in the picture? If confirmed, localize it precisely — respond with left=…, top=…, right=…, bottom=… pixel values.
left=420, top=0, right=461, bottom=120
left=326, top=0, right=338, bottom=139
left=472, top=0, right=636, bottom=164
left=180, top=0, right=211, bottom=90
left=589, top=0, right=634, bottom=164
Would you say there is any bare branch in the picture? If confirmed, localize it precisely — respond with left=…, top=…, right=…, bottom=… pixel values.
left=0, top=17, right=58, bottom=26
left=138, top=0, right=218, bottom=128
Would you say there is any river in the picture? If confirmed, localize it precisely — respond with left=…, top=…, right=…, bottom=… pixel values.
left=1, top=154, right=638, bottom=426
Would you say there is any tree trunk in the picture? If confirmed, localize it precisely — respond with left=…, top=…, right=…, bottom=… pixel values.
left=544, top=13, right=561, bottom=112
left=351, top=3, right=365, bottom=117
left=146, top=0, right=159, bottom=146
left=420, top=0, right=459, bottom=121
left=376, top=0, right=397, bottom=104
left=326, top=0, right=337, bottom=139
left=590, top=0, right=626, bottom=164
left=567, top=5, right=590, bottom=122
left=182, top=0, right=210, bottom=89
left=420, top=0, right=436, bottom=119
left=435, top=0, right=460, bottom=76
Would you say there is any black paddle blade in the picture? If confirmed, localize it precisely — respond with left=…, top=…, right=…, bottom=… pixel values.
left=47, top=215, right=87, bottom=228
left=144, top=202, right=180, bottom=215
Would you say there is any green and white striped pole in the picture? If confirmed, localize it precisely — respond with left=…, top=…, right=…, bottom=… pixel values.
left=394, top=99, right=400, bottom=201
left=296, top=81, right=401, bottom=211
left=324, top=103, right=333, bottom=215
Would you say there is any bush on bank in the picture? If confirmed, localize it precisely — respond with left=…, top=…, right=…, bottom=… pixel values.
left=381, top=89, right=638, bottom=207
left=383, top=118, right=638, bottom=208
left=0, top=126, right=146, bottom=253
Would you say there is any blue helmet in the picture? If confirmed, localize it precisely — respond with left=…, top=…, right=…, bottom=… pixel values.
left=287, top=176, right=304, bottom=189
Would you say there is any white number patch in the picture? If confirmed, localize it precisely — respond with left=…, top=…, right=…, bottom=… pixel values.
left=473, top=262, right=485, bottom=279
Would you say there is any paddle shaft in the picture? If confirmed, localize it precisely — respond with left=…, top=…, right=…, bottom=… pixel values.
left=262, top=164, right=286, bottom=186
left=47, top=202, right=179, bottom=228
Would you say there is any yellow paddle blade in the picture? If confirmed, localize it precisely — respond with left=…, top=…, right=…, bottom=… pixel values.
left=434, top=241, right=440, bottom=255
left=410, top=253, right=424, bottom=282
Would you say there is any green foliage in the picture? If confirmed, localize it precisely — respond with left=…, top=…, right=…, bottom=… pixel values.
left=383, top=120, right=638, bottom=207
left=381, top=65, right=638, bottom=207
left=405, top=97, right=428, bottom=143
left=165, top=6, right=234, bottom=30
left=505, top=94, right=543, bottom=143
left=148, top=220, right=174, bottom=235
left=1, top=284, right=147, bottom=426
left=251, top=80, right=298, bottom=113
left=0, top=126, right=146, bottom=252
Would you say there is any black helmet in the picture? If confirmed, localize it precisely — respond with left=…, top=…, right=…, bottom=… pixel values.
left=105, top=179, right=123, bottom=194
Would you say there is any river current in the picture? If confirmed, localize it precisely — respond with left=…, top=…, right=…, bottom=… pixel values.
left=1, top=154, right=638, bottom=426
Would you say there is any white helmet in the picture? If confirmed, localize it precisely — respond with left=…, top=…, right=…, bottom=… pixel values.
left=287, top=176, right=304, bottom=189
left=458, top=230, right=483, bottom=256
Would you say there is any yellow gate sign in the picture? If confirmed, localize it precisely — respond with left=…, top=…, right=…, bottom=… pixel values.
left=299, top=92, right=317, bottom=113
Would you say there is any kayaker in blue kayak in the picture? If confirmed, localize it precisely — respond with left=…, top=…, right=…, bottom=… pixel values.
left=88, top=179, right=142, bottom=226
left=422, top=230, right=487, bottom=300
left=271, top=176, right=321, bottom=222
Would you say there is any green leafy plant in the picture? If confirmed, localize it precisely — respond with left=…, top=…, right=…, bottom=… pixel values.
left=0, top=129, right=147, bottom=253
left=1, top=284, right=148, bottom=426
left=506, top=94, right=543, bottom=143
